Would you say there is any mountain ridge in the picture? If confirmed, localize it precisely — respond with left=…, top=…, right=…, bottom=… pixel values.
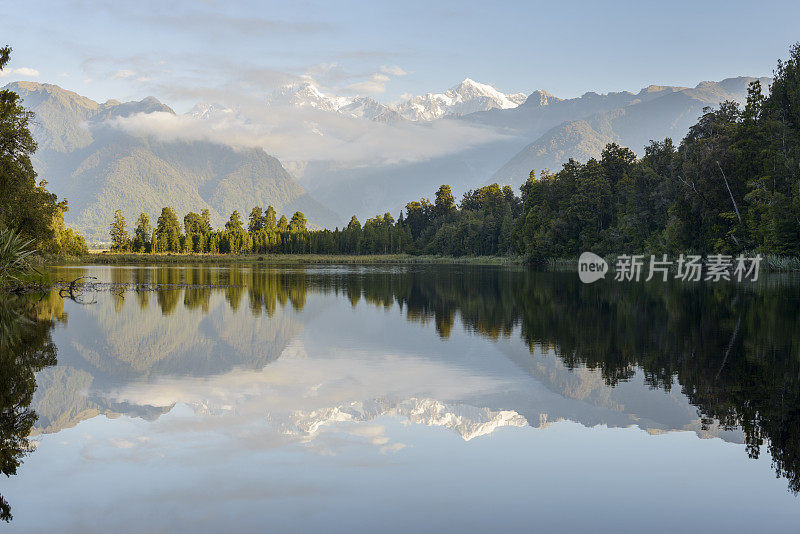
left=5, top=81, right=339, bottom=240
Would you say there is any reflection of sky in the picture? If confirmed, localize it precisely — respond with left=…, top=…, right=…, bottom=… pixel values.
left=7, top=413, right=800, bottom=533
left=6, top=267, right=800, bottom=531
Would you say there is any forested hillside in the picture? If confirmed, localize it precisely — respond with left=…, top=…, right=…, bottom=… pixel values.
left=3, top=82, right=338, bottom=240
left=107, top=43, right=800, bottom=261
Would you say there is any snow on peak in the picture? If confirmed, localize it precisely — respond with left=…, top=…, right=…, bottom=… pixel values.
left=266, top=80, right=353, bottom=112
left=398, top=79, right=527, bottom=120
left=187, top=102, right=236, bottom=120
left=265, top=78, right=530, bottom=122
left=270, top=397, right=528, bottom=442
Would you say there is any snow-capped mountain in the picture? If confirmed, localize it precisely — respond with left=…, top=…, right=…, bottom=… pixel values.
left=266, top=80, right=353, bottom=112
left=187, top=102, right=236, bottom=120
left=265, top=78, right=531, bottom=122
left=397, top=78, right=528, bottom=120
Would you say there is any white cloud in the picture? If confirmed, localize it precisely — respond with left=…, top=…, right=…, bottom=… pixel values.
left=104, top=104, right=510, bottom=166
left=380, top=65, right=407, bottom=76
left=345, top=72, right=391, bottom=94
left=0, top=66, right=40, bottom=78
left=112, top=69, right=137, bottom=79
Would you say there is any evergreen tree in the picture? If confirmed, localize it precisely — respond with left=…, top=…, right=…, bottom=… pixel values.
left=277, top=215, right=288, bottom=232
left=0, top=46, right=73, bottom=250
left=132, top=213, right=151, bottom=253
left=225, top=210, right=244, bottom=232
left=264, top=206, right=277, bottom=230
left=109, top=210, right=129, bottom=252
left=289, top=211, right=307, bottom=233
left=155, top=207, right=182, bottom=252
left=249, top=206, right=264, bottom=232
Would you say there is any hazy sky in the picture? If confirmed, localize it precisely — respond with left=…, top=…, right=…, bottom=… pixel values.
left=2, top=0, right=799, bottom=110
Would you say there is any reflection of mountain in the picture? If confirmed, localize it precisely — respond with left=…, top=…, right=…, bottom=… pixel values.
left=31, top=267, right=326, bottom=434
left=29, top=264, right=800, bottom=494
left=272, top=398, right=527, bottom=442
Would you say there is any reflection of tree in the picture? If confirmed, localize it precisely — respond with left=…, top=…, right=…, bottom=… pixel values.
left=0, top=295, right=60, bottom=521
left=44, top=264, right=800, bottom=495
left=237, top=267, right=800, bottom=494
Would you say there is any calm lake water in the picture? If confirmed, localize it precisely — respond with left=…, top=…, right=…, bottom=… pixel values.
left=2, top=264, right=800, bottom=532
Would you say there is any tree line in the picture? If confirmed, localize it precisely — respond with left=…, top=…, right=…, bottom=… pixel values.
left=106, top=42, right=800, bottom=260
left=109, top=205, right=415, bottom=255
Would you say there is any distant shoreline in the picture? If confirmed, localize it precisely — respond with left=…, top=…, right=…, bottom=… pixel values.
left=51, top=253, right=525, bottom=266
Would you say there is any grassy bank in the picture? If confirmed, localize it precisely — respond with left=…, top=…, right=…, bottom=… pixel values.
left=34, top=251, right=800, bottom=272
left=52, top=252, right=525, bottom=266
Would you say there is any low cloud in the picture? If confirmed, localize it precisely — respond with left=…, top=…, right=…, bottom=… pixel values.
left=0, top=66, right=40, bottom=78
left=103, top=104, right=510, bottom=166
left=345, top=72, right=391, bottom=94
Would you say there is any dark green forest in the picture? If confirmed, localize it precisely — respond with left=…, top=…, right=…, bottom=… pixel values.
left=108, top=44, right=800, bottom=261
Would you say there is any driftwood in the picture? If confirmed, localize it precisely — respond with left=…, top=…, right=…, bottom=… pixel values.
left=4, top=278, right=242, bottom=299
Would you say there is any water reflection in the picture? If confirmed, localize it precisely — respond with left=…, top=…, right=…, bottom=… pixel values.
left=4, top=264, right=800, bottom=528
left=0, top=294, right=61, bottom=521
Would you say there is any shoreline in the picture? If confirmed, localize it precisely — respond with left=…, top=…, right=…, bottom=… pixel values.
left=44, top=252, right=526, bottom=266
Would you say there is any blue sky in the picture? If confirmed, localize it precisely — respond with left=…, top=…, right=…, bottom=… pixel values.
left=2, top=0, right=799, bottom=110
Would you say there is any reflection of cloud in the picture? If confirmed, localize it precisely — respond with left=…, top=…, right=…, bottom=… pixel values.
left=103, top=344, right=522, bottom=449
left=109, top=436, right=149, bottom=449
left=105, top=108, right=509, bottom=165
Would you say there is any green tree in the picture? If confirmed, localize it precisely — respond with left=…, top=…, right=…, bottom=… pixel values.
left=0, top=46, right=70, bottom=249
left=132, top=213, right=151, bottom=253
left=200, top=209, right=213, bottom=234
left=289, top=211, right=307, bottom=233
left=249, top=206, right=264, bottom=232
left=109, top=210, right=130, bottom=252
left=155, top=207, right=181, bottom=252
left=264, top=206, right=277, bottom=230
left=225, top=210, right=244, bottom=232
left=277, top=215, right=288, bottom=232
left=434, top=184, right=456, bottom=219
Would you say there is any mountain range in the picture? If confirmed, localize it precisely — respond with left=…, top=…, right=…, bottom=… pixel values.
left=3, top=74, right=771, bottom=239
left=265, top=77, right=528, bottom=121
left=7, top=81, right=338, bottom=241
left=298, top=76, right=769, bottom=220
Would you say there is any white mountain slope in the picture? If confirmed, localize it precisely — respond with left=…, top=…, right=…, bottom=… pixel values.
left=397, top=78, right=528, bottom=120
left=265, top=78, right=528, bottom=121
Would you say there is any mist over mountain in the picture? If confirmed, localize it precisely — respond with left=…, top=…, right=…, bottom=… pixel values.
left=300, top=76, right=770, bottom=220
left=489, top=76, right=772, bottom=186
left=4, top=74, right=770, bottom=238
left=6, top=82, right=338, bottom=241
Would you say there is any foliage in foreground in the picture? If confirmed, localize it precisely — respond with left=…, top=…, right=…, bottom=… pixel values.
left=0, top=46, right=87, bottom=258
left=0, top=227, right=34, bottom=285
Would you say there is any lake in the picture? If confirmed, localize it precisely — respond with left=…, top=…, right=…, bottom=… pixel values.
left=2, top=264, right=800, bottom=532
